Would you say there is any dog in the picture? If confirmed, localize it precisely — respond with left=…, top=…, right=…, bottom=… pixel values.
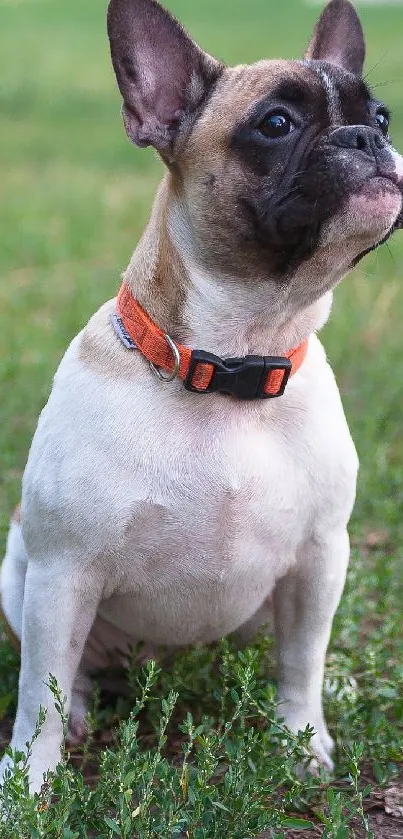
left=1, top=0, right=402, bottom=793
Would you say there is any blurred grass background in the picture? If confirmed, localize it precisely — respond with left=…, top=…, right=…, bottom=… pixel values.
left=1, top=1, right=403, bottom=612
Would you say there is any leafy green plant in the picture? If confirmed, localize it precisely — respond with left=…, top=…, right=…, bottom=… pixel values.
left=1, top=641, right=400, bottom=838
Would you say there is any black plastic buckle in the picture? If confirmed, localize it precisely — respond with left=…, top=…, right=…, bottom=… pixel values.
left=184, top=350, right=292, bottom=400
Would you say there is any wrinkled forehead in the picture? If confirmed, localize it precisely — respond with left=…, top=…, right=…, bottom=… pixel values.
left=302, top=59, right=372, bottom=124
left=189, top=59, right=372, bottom=150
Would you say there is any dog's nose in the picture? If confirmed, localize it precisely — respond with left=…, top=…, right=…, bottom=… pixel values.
left=329, top=125, right=386, bottom=156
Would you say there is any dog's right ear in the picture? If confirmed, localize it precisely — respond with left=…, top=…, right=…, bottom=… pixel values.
left=107, top=0, right=223, bottom=159
left=305, top=0, right=365, bottom=76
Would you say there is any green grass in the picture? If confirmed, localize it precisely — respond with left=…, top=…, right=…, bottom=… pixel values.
left=1, top=0, right=403, bottom=836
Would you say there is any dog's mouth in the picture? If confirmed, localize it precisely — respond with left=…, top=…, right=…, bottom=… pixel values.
left=251, top=165, right=403, bottom=276
left=357, top=173, right=402, bottom=204
left=352, top=228, right=394, bottom=267
left=349, top=175, right=403, bottom=265
left=351, top=217, right=402, bottom=266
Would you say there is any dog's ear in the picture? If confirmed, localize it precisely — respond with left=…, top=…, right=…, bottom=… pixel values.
left=305, top=0, right=365, bottom=76
left=107, top=0, right=223, bottom=158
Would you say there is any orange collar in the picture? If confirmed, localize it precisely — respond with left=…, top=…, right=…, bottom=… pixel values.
left=112, top=281, right=308, bottom=400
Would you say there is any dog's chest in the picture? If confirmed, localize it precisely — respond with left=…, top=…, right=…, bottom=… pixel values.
left=25, top=332, right=357, bottom=647
left=97, top=407, right=317, bottom=644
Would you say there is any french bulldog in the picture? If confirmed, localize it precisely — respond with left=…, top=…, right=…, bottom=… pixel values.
left=1, top=0, right=402, bottom=792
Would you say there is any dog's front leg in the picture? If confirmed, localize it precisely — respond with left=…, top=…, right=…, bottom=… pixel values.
left=0, top=562, right=101, bottom=792
left=274, top=528, right=350, bottom=770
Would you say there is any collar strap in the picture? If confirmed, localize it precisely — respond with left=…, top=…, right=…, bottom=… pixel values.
left=113, top=281, right=308, bottom=400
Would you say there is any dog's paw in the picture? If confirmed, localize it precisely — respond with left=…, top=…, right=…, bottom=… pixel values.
left=317, top=725, right=334, bottom=760
left=67, top=694, right=88, bottom=746
left=278, top=702, right=335, bottom=773
left=292, top=730, right=334, bottom=777
left=67, top=717, right=87, bottom=746
left=307, top=729, right=334, bottom=773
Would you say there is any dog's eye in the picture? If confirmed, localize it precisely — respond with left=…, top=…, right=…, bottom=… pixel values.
left=259, top=112, right=294, bottom=139
left=375, top=110, right=390, bottom=136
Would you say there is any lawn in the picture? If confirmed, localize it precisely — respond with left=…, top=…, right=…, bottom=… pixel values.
left=0, top=0, right=403, bottom=836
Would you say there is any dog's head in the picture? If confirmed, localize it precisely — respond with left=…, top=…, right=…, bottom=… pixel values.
left=108, top=0, right=403, bottom=305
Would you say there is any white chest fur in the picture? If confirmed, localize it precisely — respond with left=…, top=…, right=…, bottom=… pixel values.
left=21, top=306, right=358, bottom=648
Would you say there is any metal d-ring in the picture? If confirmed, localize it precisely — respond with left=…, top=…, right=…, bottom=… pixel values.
left=149, top=333, right=180, bottom=383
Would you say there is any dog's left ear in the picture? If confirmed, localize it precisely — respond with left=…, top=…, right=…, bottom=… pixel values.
left=107, top=0, right=223, bottom=160
left=305, top=0, right=365, bottom=76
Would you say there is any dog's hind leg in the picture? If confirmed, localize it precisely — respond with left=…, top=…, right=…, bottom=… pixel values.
left=0, top=505, right=27, bottom=647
